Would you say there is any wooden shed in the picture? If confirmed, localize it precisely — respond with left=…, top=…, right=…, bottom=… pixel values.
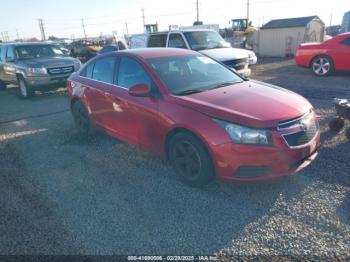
left=257, top=16, right=325, bottom=57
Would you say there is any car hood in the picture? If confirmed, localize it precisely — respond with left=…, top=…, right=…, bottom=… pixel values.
left=198, top=47, right=250, bottom=62
left=19, top=57, right=77, bottom=68
left=172, top=80, right=312, bottom=129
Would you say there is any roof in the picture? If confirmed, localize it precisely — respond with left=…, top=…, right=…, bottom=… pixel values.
left=119, top=48, right=197, bottom=59
left=1, top=42, right=57, bottom=47
left=261, top=16, right=323, bottom=29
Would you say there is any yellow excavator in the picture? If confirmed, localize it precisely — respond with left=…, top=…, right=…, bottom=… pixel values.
left=228, top=19, right=256, bottom=49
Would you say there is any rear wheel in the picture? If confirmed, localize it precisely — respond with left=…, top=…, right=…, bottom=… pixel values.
left=18, top=76, right=34, bottom=98
left=311, top=56, right=333, bottom=76
left=0, top=80, right=6, bottom=91
left=346, top=128, right=350, bottom=141
left=72, top=100, right=95, bottom=136
left=169, top=132, right=215, bottom=187
left=329, top=117, right=345, bottom=132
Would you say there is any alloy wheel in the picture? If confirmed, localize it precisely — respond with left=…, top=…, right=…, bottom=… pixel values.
left=312, top=57, right=331, bottom=76
left=172, top=140, right=202, bottom=179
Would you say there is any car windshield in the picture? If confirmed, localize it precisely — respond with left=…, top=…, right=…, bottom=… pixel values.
left=147, top=54, right=243, bottom=95
left=183, top=31, right=229, bottom=51
left=15, top=45, right=64, bottom=60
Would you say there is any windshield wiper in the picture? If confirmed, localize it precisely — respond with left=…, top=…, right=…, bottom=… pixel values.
left=174, top=89, right=204, bottom=96
left=209, top=81, right=242, bottom=90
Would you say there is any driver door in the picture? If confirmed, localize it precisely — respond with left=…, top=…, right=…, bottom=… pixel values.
left=108, top=55, right=161, bottom=150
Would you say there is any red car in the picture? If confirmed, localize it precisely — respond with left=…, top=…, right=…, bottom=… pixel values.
left=295, top=32, right=350, bottom=76
left=67, top=48, right=320, bottom=186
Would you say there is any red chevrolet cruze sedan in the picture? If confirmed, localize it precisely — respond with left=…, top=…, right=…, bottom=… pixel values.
left=67, top=48, right=320, bottom=186
left=295, top=32, right=350, bottom=76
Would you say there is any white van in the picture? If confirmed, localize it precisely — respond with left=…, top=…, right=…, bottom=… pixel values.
left=128, top=29, right=257, bottom=77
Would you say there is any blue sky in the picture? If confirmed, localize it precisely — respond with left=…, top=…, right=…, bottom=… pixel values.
left=0, top=0, right=348, bottom=40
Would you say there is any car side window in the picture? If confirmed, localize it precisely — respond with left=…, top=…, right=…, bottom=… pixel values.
left=117, top=56, right=151, bottom=89
left=92, top=56, right=116, bottom=84
left=341, top=37, right=350, bottom=46
left=82, top=62, right=94, bottom=78
left=148, top=34, right=167, bottom=47
left=6, top=47, right=15, bottom=60
left=168, top=34, right=187, bottom=49
left=0, top=47, right=2, bottom=61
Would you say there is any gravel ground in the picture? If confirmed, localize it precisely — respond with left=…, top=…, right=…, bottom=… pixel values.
left=0, top=58, right=349, bottom=257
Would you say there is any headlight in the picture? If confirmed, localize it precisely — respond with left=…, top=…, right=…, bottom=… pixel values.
left=214, top=119, right=271, bottom=145
left=248, top=52, right=257, bottom=64
left=27, top=67, right=47, bottom=75
left=74, top=60, right=82, bottom=71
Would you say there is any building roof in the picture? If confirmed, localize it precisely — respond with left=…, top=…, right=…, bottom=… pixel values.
left=261, top=16, right=322, bottom=29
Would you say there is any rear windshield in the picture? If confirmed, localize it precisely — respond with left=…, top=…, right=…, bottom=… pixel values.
left=15, top=45, right=64, bottom=60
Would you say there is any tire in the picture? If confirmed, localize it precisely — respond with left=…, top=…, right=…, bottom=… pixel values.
left=72, top=100, right=95, bottom=136
left=18, top=76, right=34, bottom=98
left=346, top=128, right=350, bottom=141
left=311, top=56, right=333, bottom=76
left=168, top=132, right=215, bottom=187
left=329, top=117, right=345, bottom=132
left=0, top=80, right=7, bottom=91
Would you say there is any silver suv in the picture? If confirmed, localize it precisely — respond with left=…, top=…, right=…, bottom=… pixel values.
left=0, top=42, right=81, bottom=98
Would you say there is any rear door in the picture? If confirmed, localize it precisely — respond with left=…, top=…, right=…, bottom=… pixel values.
left=79, top=55, right=118, bottom=132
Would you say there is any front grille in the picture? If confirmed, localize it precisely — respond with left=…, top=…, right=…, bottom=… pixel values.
left=47, top=66, right=74, bottom=75
left=282, top=121, right=318, bottom=147
left=223, top=58, right=248, bottom=70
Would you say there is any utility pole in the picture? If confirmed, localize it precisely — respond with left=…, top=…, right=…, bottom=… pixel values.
left=125, top=22, right=129, bottom=35
left=1, top=32, right=5, bottom=42
left=329, top=13, right=333, bottom=27
left=246, top=0, right=250, bottom=22
left=141, top=8, right=145, bottom=31
left=81, top=18, right=87, bottom=39
left=38, top=18, right=46, bottom=41
left=196, top=0, right=199, bottom=22
left=16, top=29, right=20, bottom=40
left=4, top=31, right=10, bottom=42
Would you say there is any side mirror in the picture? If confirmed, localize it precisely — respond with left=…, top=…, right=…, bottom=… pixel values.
left=128, top=83, right=150, bottom=97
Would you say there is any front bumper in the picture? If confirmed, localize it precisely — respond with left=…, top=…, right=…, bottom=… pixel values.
left=211, top=130, right=320, bottom=183
left=26, top=74, right=71, bottom=88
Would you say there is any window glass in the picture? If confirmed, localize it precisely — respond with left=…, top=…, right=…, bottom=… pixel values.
left=83, top=62, right=94, bottom=78
left=92, top=56, right=116, bottom=84
left=147, top=54, right=242, bottom=95
left=148, top=34, right=167, bottom=47
left=15, top=45, right=63, bottom=59
left=101, top=46, right=116, bottom=53
left=6, top=47, right=15, bottom=60
left=341, top=37, right=350, bottom=46
left=118, top=56, right=151, bottom=89
left=0, top=47, right=2, bottom=61
left=168, top=34, right=187, bottom=49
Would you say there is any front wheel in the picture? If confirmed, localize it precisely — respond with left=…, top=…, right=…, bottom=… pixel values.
left=311, top=56, right=333, bottom=76
left=169, top=132, right=215, bottom=187
left=18, top=76, right=34, bottom=98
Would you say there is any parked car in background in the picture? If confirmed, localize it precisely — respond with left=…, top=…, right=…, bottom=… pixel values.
left=69, top=40, right=103, bottom=62
left=97, top=41, right=127, bottom=55
left=0, top=42, right=81, bottom=98
left=67, top=48, right=320, bottom=187
left=128, top=29, right=257, bottom=77
left=295, top=32, right=350, bottom=76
